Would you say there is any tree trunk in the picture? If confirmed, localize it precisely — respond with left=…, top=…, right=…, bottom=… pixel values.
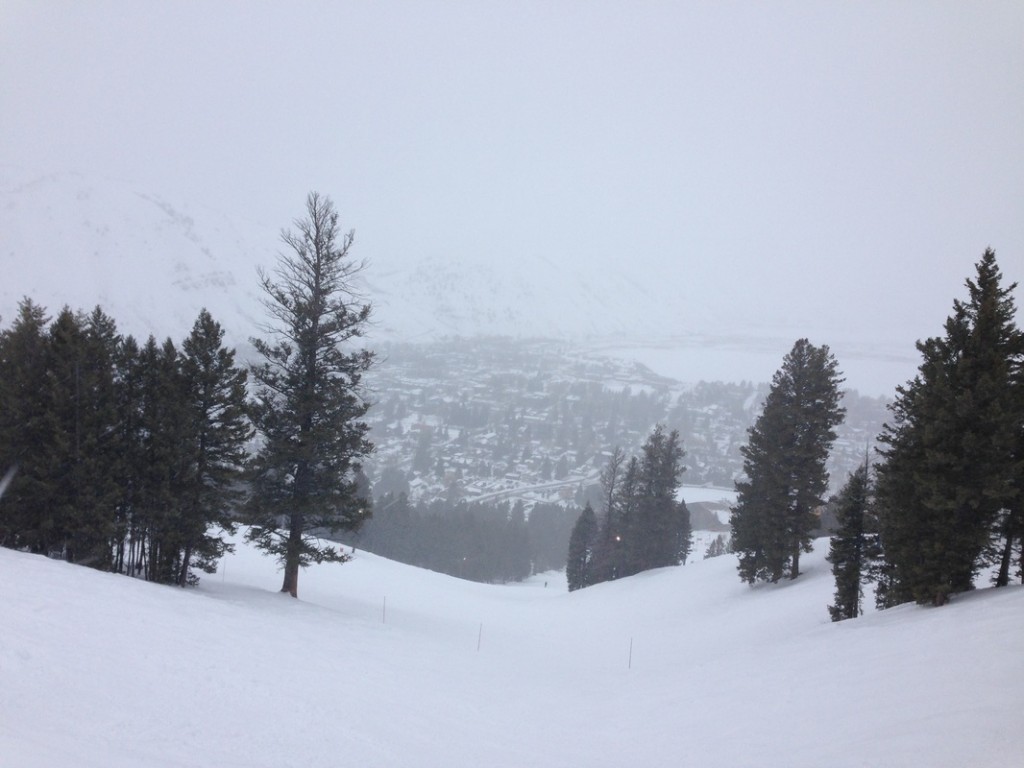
left=790, top=546, right=800, bottom=579
left=280, top=517, right=303, bottom=598
left=177, top=543, right=193, bottom=587
left=281, top=559, right=300, bottom=597
left=995, top=531, right=1014, bottom=587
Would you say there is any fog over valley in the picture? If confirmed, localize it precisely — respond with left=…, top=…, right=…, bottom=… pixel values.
left=2, top=6, right=1023, bottom=766
left=3, top=3, right=1021, bottom=399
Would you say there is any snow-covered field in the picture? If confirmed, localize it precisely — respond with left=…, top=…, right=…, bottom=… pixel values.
left=2, top=533, right=1021, bottom=768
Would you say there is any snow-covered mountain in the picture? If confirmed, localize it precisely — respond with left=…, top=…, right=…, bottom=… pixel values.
left=0, top=166, right=923, bottom=393
left=2, top=534, right=1021, bottom=766
left=1, top=166, right=702, bottom=347
left=1, top=167, right=272, bottom=346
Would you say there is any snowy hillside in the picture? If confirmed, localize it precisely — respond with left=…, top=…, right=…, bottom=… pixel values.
left=1, top=166, right=924, bottom=393
left=1, top=166, right=703, bottom=347
left=0, top=167, right=273, bottom=347
left=2, top=535, right=1021, bottom=767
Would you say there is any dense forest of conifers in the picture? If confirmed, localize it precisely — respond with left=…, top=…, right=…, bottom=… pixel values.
left=0, top=301, right=249, bottom=585
left=2, top=248, right=1020, bottom=610
left=567, top=250, right=1024, bottom=615
left=0, top=297, right=585, bottom=586
left=346, top=495, right=578, bottom=583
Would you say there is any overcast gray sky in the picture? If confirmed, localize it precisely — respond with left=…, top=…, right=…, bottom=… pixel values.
left=2, top=1, right=1022, bottom=370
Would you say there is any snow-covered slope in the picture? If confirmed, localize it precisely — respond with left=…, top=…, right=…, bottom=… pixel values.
left=2, top=536, right=1020, bottom=767
left=1, top=166, right=705, bottom=347
left=1, top=168, right=273, bottom=346
left=1, top=166, right=925, bottom=393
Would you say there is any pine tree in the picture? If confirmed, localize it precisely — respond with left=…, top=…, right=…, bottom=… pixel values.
left=730, top=339, right=845, bottom=583
left=38, top=307, right=123, bottom=566
left=175, top=309, right=252, bottom=585
left=135, top=336, right=191, bottom=583
left=566, top=502, right=598, bottom=591
left=111, top=334, right=144, bottom=575
left=68, top=307, right=123, bottom=567
left=247, top=192, right=374, bottom=598
left=827, top=463, right=877, bottom=621
left=874, top=249, right=1022, bottom=606
left=612, top=455, right=641, bottom=578
left=632, top=425, right=690, bottom=572
left=587, top=429, right=690, bottom=583
left=704, top=534, right=728, bottom=559
left=590, top=447, right=626, bottom=584
left=0, top=299, right=52, bottom=552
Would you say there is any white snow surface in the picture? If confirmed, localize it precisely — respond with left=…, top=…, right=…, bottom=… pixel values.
left=2, top=534, right=1021, bottom=767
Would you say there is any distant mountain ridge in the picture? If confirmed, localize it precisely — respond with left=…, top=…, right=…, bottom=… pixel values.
left=1, top=167, right=271, bottom=345
left=1, top=167, right=701, bottom=348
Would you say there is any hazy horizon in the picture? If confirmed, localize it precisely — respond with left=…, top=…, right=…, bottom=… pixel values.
left=2, top=2, right=1021, bottom=395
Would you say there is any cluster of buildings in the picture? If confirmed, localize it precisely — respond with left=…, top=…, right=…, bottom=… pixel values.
left=362, top=338, right=887, bottom=511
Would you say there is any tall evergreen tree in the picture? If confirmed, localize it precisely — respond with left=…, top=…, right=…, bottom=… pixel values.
left=590, top=447, right=626, bottom=583
left=730, top=339, right=845, bottom=583
left=111, top=334, right=144, bottom=575
left=39, top=307, right=123, bottom=566
left=875, top=250, right=1022, bottom=606
left=610, top=455, right=641, bottom=578
left=585, top=428, right=690, bottom=586
left=175, top=309, right=252, bottom=585
left=566, top=502, right=598, bottom=591
left=0, top=299, right=51, bottom=552
left=827, top=463, right=877, bottom=621
left=247, top=192, right=375, bottom=598
left=633, top=425, right=690, bottom=572
left=135, top=336, right=191, bottom=583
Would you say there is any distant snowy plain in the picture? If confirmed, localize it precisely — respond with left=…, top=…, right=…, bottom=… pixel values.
left=2, top=525, right=1021, bottom=767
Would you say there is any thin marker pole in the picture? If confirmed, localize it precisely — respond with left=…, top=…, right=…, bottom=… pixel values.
left=382, top=596, right=387, bottom=624
left=628, top=637, right=633, bottom=669
left=477, top=622, right=483, bottom=652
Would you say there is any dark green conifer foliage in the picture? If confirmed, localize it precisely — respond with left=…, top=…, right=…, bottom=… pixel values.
left=0, top=301, right=249, bottom=587
left=631, top=425, right=690, bottom=572
left=39, top=308, right=122, bottom=566
left=566, top=502, right=598, bottom=591
left=0, top=299, right=52, bottom=552
left=704, top=534, right=728, bottom=559
left=111, top=334, right=144, bottom=575
left=0, top=305, right=124, bottom=565
left=38, top=308, right=86, bottom=559
left=246, top=192, right=375, bottom=598
left=583, top=428, right=690, bottom=587
left=74, top=308, right=124, bottom=567
left=615, top=455, right=642, bottom=577
left=730, top=339, right=845, bottom=583
left=875, top=250, right=1022, bottom=606
left=499, top=500, right=531, bottom=582
left=136, top=336, right=191, bottom=583
left=176, top=309, right=252, bottom=585
left=588, top=449, right=621, bottom=585
left=827, top=463, right=877, bottom=621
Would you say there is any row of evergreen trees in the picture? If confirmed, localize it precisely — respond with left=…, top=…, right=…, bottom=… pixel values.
left=1, top=194, right=377, bottom=598
left=349, top=495, right=578, bottom=583
left=566, top=425, right=691, bottom=591
left=0, top=301, right=250, bottom=584
left=592, top=250, right=1020, bottom=619
left=827, top=249, right=1023, bottom=614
